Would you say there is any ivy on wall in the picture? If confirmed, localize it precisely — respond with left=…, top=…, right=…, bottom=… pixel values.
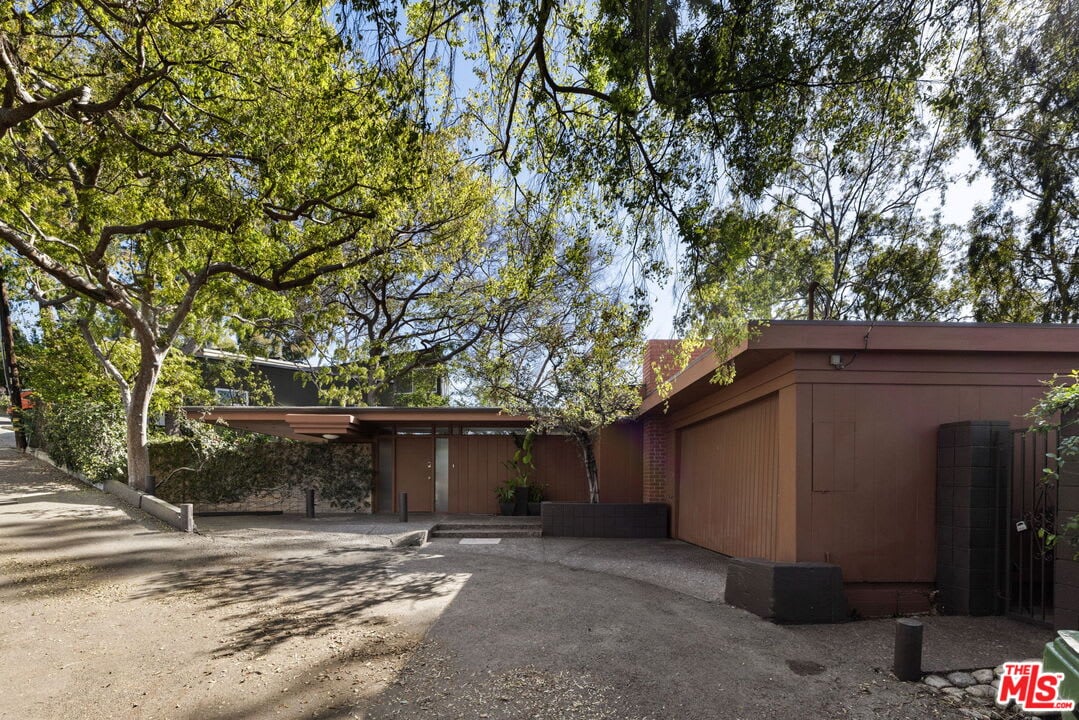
left=24, top=400, right=372, bottom=511
left=150, top=430, right=373, bottom=511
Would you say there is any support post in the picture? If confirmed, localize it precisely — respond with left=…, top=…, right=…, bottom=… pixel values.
left=305, top=488, right=315, bottom=518
left=894, top=618, right=924, bottom=681
left=399, top=492, right=408, bottom=523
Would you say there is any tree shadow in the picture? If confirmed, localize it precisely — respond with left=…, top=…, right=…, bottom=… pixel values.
left=135, top=551, right=460, bottom=658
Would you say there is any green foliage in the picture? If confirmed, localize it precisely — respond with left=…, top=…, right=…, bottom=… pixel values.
left=24, top=399, right=126, bottom=484
left=469, top=238, right=644, bottom=501
left=150, top=419, right=372, bottom=511
left=948, top=0, right=1079, bottom=322
left=494, top=479, right=517, bottom=504
left=503, top=430, right=536, bottom=487
left=1027, top=371, right=1079, bottom=556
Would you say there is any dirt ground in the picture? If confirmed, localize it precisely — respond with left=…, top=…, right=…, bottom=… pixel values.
left=0, top=450, right=456, bottom=720
left=0, top=449, right=1054, bottom=719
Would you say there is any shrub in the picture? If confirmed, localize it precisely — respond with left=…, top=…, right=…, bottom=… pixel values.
left=23, top=399, right=126, bottom=484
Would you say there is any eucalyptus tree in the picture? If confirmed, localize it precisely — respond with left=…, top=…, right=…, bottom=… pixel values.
left=678, top=72, right=964, bottom=349
left=947, top=0, right=1079, bottom=322
left=0, top=0, right=493, bottom=488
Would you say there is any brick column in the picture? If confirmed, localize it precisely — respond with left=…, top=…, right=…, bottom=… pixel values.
left=1055, top=410, right=1079, bottom=630
left=642, top=415, right=669, bottom=504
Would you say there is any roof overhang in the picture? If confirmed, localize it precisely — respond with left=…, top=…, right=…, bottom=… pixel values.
left=183, top=405, right=535, bottom=441
left=637, top=320, right=1079, bottom=417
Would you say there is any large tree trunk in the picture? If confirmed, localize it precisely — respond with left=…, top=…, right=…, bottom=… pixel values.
left=125, top=344, right=165, bottom=491
left=574, top=430, right=599, bottom=504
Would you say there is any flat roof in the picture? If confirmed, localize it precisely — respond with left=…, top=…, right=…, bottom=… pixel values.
left=637, top=320, right=1079, bottom=416
left=183, top=405, right=534, bottom=441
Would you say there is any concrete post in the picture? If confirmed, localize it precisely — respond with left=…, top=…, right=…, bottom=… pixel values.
left=305, top=488, right=315, bottom=518
left=894, top=618, right=924, bottom=681
left=179, top=503, right=195, bottom=533
left=399, top=492, right=408, bottom=523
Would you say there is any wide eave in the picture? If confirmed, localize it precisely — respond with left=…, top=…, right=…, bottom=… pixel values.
left=183, top=405, right=534, bottom=442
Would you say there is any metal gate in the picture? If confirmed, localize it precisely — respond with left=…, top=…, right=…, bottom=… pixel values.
left=1005, top=429, right=1059, bottom=625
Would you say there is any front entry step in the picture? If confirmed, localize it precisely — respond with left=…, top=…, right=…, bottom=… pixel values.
left=429, top=519, right=542, bottom=539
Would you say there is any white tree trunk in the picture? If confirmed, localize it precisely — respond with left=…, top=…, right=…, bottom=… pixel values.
left=575, top=430, right=600, bottom=504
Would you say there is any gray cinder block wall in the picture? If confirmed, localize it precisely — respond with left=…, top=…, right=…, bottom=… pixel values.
left=936, top=420, right=1009, bottom=616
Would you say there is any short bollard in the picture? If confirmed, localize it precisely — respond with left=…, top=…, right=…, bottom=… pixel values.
left=145, top=474, right=156, bottom=496
left=179, top=503, right=195, bottom=533
left=894, top=618, right=924, bottom=681
left=305, top=488, right=315, bottom=518
left=399, top=492, right=408, bottom=523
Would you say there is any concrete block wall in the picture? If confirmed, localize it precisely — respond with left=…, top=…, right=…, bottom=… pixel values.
left=936, top=420, right=1010, bottom=616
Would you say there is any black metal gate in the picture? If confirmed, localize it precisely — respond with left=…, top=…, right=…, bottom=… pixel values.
left=1004, top=428, right=1059, bottom=625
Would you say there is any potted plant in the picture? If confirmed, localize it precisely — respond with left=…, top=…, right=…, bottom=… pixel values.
left=503, top=430, right=536, bottom=516
left=496, top=480, right=516, bottom=516
left=528, top=483, right=546, bottom=516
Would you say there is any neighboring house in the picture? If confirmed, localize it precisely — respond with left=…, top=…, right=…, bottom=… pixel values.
left=194, top=348, right=444, bottom=407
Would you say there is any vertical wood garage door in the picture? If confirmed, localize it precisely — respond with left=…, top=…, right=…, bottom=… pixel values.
left=677, top=393, right=779, bottom=559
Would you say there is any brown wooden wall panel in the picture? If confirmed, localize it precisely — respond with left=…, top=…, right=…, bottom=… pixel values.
left=676, top=393, right=780, bottom=559
left=804, top=382, right=1045, bottom=583
left=595, top=422, right=644, bottom=503
left=531, top=435, right=591, bottom=503
left=447, top=434, right=592, bottom=513
left=448, top=435, right=515, bottom=514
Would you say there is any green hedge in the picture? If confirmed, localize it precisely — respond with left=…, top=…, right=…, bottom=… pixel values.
left=22, top=399, right=127, bottom=484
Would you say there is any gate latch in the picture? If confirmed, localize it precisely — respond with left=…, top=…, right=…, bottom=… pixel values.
left=1016, top=520, right=1029, bottom=532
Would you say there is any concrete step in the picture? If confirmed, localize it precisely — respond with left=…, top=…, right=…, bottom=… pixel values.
left=431, top=520, right=540, bottom=531
left=429, top=527, right=542, bottom=539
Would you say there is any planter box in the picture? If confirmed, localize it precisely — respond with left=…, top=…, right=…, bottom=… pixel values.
left=541, top=502, right=669, bottom=538
left=726, top=557, right=849, bottom=624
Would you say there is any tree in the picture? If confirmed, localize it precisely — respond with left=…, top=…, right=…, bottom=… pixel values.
left=670, top=31, right=966, bottom=367
left=1, top=0, right=490, bottom=488
left=467, top=238, right=644, bottom=502
left=947, top=0, right=1079, bottom=322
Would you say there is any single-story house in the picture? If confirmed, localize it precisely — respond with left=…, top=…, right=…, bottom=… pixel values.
left=187, top=320, right=1079, bottom=623
left=189, top=405, right=643, bottom=514
left=638, top=320, right=1079, bottom=622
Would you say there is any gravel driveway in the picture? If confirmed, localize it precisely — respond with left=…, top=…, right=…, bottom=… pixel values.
left=0, top=449, right=1051, bottom=719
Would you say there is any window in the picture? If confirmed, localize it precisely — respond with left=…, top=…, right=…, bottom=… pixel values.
left=214, top=388, right=250, bottom=406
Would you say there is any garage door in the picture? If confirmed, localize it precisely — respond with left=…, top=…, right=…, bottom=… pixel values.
left=677, top=393, right=779, bottom=559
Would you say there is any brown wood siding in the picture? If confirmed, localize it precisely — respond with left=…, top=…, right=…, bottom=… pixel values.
left=595, top=422, right=644, bottom=503
left=447, top=434, right=591, bottom=513
left=448, top=435, right=516, bottom=513
left=805, top=381, right=1046, bottom=583
left=676, top=393, right=780, bottom=559
left=531, top=435, right=591, bottom=503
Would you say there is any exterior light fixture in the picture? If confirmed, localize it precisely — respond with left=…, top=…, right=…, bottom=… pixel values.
left=322, top=433, right=340, bottom=440
left=829, top=354, right=844, bottom=369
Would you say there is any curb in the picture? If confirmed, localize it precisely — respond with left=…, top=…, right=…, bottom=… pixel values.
left=24, top=448, right=195, bottom=533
